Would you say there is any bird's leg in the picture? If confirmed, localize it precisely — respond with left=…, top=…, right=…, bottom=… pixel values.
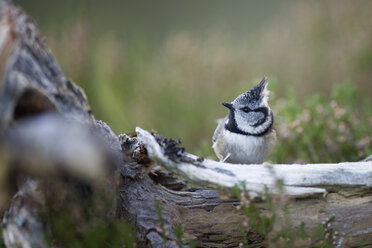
left=222, top=153, right=231, bottom=163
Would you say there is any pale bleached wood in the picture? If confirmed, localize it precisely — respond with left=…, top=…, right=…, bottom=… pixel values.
left=136, top=126, right=372, bottom=198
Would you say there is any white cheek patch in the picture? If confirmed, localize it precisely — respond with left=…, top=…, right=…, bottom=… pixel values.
left=254, top=113, right=273, bottom=134
left=234, top=110, right=273, bottom=135
left=234, top=112, right=255, bottom=133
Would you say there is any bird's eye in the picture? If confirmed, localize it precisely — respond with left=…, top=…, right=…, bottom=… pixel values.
left=241, top=107, right=251, bottom=113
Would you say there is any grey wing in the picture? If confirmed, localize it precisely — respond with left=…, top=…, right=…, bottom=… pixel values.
left=212, top=117, right=227, bottom=143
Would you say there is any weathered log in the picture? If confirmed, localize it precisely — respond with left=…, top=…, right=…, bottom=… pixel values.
left=1, top=1, right=372, bottom=247
left=2, top=179, right=49, bottom=248
left=0, top=1, right=121, bottom=247
left=133, top=127, right=372, bottom=247
left=118, top=134, right=247, bottom=247
left=1, top=115, right=121, bottom=247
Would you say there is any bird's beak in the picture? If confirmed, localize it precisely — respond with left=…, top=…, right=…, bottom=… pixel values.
left=222, top=102, right=233, bottom=110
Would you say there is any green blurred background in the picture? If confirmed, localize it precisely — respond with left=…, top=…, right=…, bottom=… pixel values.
left=14, top=0, right=372, bottom=163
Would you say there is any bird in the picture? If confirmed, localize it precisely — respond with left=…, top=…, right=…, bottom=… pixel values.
left=212, top=77, right=276, bottom=164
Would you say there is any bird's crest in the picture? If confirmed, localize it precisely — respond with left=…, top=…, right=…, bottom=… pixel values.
left=233, top=77, right=269, bottom=105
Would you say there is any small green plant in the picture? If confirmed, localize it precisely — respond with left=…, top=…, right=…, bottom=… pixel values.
left=154, top=201, right=197, bottom=248
left=174, top=224, right=184, bottom=248
left=154, top=201, right=169, bottom=247
left=235, top=185, right=276, bottom=240
left=234, top=183, right=339, bottom=248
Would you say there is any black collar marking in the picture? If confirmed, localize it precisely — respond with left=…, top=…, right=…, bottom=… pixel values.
left=225, top=108, right=273, bottom=137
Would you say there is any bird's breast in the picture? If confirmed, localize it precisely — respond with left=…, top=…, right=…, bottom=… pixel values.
left=213, top=128, right=276, bottom=164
